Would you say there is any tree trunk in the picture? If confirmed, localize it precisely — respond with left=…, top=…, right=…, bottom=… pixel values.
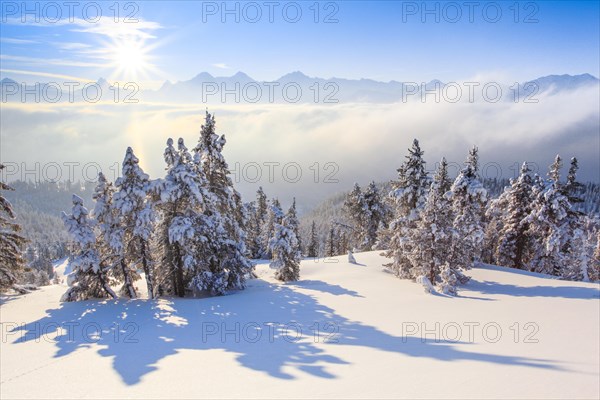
left=140, top=240, right=154, bottom=299
left=98, top=271, right=117, bottom=299
left=429, top=263, right=436, bottom=286
left=174, top=245, right=185, bottom=297
left=121, top=259, right=137, bottom=298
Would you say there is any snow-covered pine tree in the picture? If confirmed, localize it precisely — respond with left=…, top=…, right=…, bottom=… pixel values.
left=263, top=198, right=284, bottom=259
left=384, top=139, right=430, bottom=278
left=25, top=244, right=53, bottom=278
left=25, top=246, right=36, bottom=269
left=565, top=157, right=585, bottom=207
left=343, top=183, right=365, bottom=248
left=362, top=182, right=385, bottom=251
left=526, top=156, right=571, bottom=276
left=565, top=227, right=592, bottom=281
left=483, top=185, right=511, bottom=264
left=113, top=148, right=155, bottom=298
left=233, top=190, right=252, bottom=258
left=402, top=139, right=430, bottom=209
left=326, top=225, right=337, bottom=257
left=449, top=146, right=487, bottom=275
left=495, top=162, right=534, bottom=269
left=91, top=172, right=122, bottom=295
left=407, top=157, right=454, bottom=286
left=307, top=221, right=319, bottom=258
left=374, top=221, right=391, bottom=250
left=192, top=112, right=253, bottom=291
left=467, top=145, right=479, bottom=174
left=154, top=138, right=214, bottom=297
left=338, top=230, right=349, bottom=255
left=40, top=244, right=53, bottom=278
left=519, top=173, right=546, bottom=269
left=286, top=198, right=302, bottom=256
left=61, top=195, right=117, bottom=301
left=591, top=232, right=600, bottom=281
left=0, top=164, right=26, bottom=291
left=270, top=215, right=301, bottom=282
left=253, top=187, right=269, bottom=258
left=560, top=157, right=588, bottom=280
left=244, top=200, right=259, bottom=257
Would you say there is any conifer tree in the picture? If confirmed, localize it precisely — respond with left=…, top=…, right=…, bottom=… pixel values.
left=483, top=186, right=511, bottom=264
left=374, top=221, right=391, bottom=250
left=338, top=230, right=349, bottom=255
left=343, top=183, right=365, bottom=248
left=286, top=198, right=302, bottom=256
left=565, top=157, right=585, bottom=206
left=564, top=227, right=591, bottom=281
left=384, top=139, right=429, bottom=278
left=0, top=164, right=26, bottom=290
left=61, top=195, right=117, bottom=301
left=113, top=148, right=155, bottom=298
left=192, top=112, right=253, bottom=290
left=263, top=198, right=283, bottom=259
left=591, top=232, right=600, bottom=281
left=560, top=157, right=588, bottom=280
left=495, top=162, right=534, bottom=269
left=244, top=200, right=259, bottom=257
left=91, top=173, right=123, bottom=295
left=526, top=156, right=571, bottom=275
left=307, top=221, right=319, bottom=258
left=408, top=158, right=454, bottom=285
left=326, top=225, right=337, bottom=257
left=155, top=138, right=214, bottom=297
left=270, top=214, right=301, bottom=282
left=252, top=187, right=269, bottom=257
left=362, top=182, right=386, bottom=250
left=449, top=146, right=487, bottom=275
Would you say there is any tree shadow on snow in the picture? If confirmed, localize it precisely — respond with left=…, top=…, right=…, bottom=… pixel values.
left=0, top=294, right=19, bottom=306
left=468, top=279, right=600, bottom=300
left=10, top=278, right=564, bottom=386
left=289, top=280, right=364, bottom=297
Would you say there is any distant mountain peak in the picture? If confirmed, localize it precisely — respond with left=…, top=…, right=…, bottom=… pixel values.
left=231, top=71, right=253, bottom=80
left=529, top=73, right=599, bottom=82
left=159, top=80, right=173, bottom=90
left=190, top=72, right=214, bottom=82
left=148, top=71, right=598, bottom=103
left=278, top=71, right=310, bottom=80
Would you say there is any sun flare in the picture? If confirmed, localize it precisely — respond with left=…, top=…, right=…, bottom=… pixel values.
left=110, top=39, right=150, bottom=79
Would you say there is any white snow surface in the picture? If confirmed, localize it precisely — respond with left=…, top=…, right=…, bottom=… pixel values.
left=1, top=251, right=599, bottom=399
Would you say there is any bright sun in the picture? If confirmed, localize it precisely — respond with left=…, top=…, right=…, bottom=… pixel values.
left=111, top=39, right=150, bottom=79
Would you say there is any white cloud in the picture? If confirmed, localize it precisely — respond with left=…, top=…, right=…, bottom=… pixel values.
left=1, top=87, right=598, bottom=208
left=69, top=18, right=162, bottom=40
left=53, top=42, right=92, bottom=50
left=0, top=68, right=94, bottom=82
left=212, top=63, right=231, bottom=70
left=0, top=37, right=39, bottom=44
left=2, top=17, right=162, bottom=40
left=0, top=54, right=104, bottom=68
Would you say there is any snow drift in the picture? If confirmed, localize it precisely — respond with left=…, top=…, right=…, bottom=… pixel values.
left=1, top=252, right=598, bottom=399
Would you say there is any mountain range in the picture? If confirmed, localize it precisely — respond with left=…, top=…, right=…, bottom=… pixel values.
left=1, top=72, right=598, bottom=104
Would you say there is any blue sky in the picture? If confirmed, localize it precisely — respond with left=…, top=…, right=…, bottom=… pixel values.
left=1, top=1, right=599, bottom=203
left=1, top=1, right=599, bottom=86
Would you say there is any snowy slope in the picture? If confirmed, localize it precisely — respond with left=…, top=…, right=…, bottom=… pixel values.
left=52, top=258, right=70, bottom=284
left=1, top=251, right=599, bottom=399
